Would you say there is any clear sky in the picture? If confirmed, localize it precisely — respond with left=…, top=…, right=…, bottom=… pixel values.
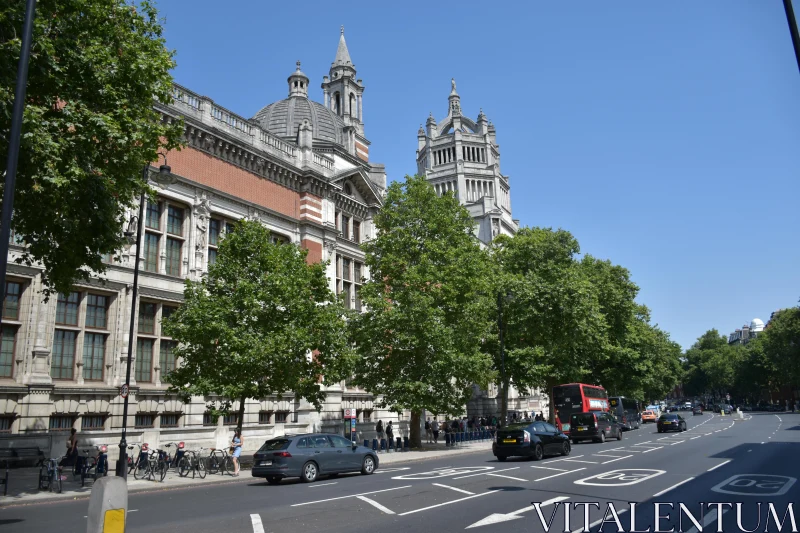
left=157, top=1, right=800, bottom=350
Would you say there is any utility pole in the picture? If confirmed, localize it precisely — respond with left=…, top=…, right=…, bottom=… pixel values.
left=785, top=0, right=800, bottom=74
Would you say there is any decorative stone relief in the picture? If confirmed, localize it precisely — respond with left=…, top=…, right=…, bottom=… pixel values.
left=194, top=192, right=211, bottom=251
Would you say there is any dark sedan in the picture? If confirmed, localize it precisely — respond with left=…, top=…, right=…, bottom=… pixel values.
left=692, top=406, right=703, bottom=416
left=657, top=413, right=687, bottom=433
left=251, top=433, right=379, bottom=484
left=493, top=421, right=570, bottom=461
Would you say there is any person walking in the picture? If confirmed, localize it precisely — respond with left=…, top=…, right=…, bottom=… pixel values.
left=59, top=428, right=79, bottom=473
left=230, top=429, right=243, bottom=476
left=425, top=418, right=433, bottom=443
left=385, top=421, right=394, bottom=450
left=376, top=420, right=384, bottom=444
left=431, top=418, right=440, bottom=443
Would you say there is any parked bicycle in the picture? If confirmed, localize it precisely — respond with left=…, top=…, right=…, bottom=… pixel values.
left=38, top=456, right=63, bottom=493
left=80, top=445, right=109, bottom=487
left=206, top=448, right=233, bottom=476
left=178, top=447, right=207, bottom=479
left=133, top=448, right=167, bottom=482
left=160, top=442, right=185, bottom=472
left=126, top=443, right=148, bottom=475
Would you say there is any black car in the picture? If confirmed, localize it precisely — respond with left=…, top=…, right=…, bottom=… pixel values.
left=569, top=412, right=623, bottom=444
left=692, top=406, right=703, bottom=416
left=493, top=421, right=570, bottom=461
left=657, top=413, right=687, bottom=433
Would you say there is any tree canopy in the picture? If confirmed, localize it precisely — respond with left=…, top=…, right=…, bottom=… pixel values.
left=350, top=174, right=495, bottom=447
left=1, top=0, right=183, bottom=296
left=162, top=220, right=353, bottom=433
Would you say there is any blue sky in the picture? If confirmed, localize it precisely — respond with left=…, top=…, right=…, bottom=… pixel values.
left=157, top=1, right=800, bottom=349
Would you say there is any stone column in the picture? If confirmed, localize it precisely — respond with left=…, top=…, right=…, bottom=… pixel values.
left=26, top=275, right=53, bottom=385
left=357, top=94, right=363, bottom=123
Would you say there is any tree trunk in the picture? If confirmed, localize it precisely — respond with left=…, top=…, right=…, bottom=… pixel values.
left=546, top=379, right=557, bottom=425
left=410, top=410, right=422, bottom=449
left=236, top=394, right=246, bottom=436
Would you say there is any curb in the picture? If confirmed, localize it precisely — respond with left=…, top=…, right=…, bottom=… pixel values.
left=0, top=445, right=493, bottom=509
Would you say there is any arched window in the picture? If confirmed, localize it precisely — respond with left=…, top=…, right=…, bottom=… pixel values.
left=333, top=93, right=341, bottom=115
left=343, top=183, right=352, bottom=196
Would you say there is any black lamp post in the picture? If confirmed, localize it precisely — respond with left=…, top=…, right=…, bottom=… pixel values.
left=116, top=155, right=172, bottom=478
left=497, top=291, right=513, bottom=428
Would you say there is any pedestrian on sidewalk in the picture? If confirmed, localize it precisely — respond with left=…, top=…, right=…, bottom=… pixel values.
left=431, top=418, right=440, bottom=443
left=58, top=428, right=79, bottom=472
left=230, top=429, right=243, bottom=476
left=386, top=421, right=394, bottom=449
left=425, top=419, right=433, bottom=443
left=376, top=420, right=384, bottom=443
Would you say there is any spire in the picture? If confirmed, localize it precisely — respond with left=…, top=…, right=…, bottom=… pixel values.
left=448, top=78, right=461, bottom=117
left=334, top=26, right=353, bottom=67
left=287, top=60, right=309, bottom=98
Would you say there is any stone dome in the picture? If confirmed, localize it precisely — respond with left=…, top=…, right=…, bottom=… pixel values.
left=253, top=97, right=345, bottom=146
left=750, top=318, right=765, bottom=332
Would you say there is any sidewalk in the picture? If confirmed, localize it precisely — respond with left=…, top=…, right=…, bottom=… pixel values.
left=0, top=440, right=491, bottom=506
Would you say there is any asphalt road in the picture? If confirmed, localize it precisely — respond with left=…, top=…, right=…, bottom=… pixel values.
left=1, top=411, right=798, bottom=532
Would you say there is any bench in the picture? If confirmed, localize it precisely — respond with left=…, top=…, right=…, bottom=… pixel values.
left=0, top=447, right=46, bottom=468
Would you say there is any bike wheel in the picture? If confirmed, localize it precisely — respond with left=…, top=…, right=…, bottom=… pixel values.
left=178, top=457, right=190, bottom=478
left=223, top=456, right=233, bottom=475
left=207, top=456, right=219, bottom=475
left=55, top=471, right=62, bottom=494
left=158, top=460, right=168, bottom=481
left=197, top=459, right=207, bottom=479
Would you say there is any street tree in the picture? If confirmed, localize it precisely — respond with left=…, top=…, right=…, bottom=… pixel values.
left=492, top=227, right=607, bottom=425
left=1, top=0, right=183, bottom=296
left=162, top=220, right=353, bottom=435
left=350, top=174, right=495, bottom=448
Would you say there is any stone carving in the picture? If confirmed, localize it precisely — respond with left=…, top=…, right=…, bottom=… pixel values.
left=194, top=192, right=211, bottom=251
left=451, top=78, right=456, bottom=92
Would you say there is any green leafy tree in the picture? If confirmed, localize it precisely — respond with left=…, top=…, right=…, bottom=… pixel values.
left=350, top=175, right=494, bottom=448
left=492, top=227, right=607, bottom=425
left=162, top=220, right=353, bottom=434
left=1, top=0, right=183, bottom=295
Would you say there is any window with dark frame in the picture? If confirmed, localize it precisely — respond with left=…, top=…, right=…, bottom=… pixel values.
left=51, top=330, right=77, bottom=379
left=165, top=237, right=182, bottom=276
left=82, top=332, right=105, bottom=381
left=3, top=281, right=21, bottom=320
left=203, top=412, right=215, bottom=426
left=352, top=220, right=361, bottom=243
left=274, top=411, right=289, bottom=424
left=160, top=413, right=180, bottom=428
left=55, top=292, right=80, bottom=326
left=143, top=232, right=160, bottom=272
left=138, top=303, right=156, bottom=334
left=0, top=416, right=13, bottom=434
left=145, top=201, right=161, bottom=230
left=209, top=219, right=221, bottom=246
left=134, top=413, right=154, bottom=429
left=223, top=413, right=239, bottom=426
left=135, top=338, right=154, bottom=382
left=82, top=415, right=106, bottom=431
left=258, top=411, right=273, bottom=424
left=49, top=415, right=75, bottom=432
left=0, top=326, right=16, bottom=378
left=167, top=205, right=184, bottom=236
left=341, top=215, right=350, bottom=239
left=85, top=294, right=108, bottom=329
left=159, top=340, right=177, bottom=376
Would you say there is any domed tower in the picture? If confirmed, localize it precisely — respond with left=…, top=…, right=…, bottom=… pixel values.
left=416, top=79, right=518, bottom=245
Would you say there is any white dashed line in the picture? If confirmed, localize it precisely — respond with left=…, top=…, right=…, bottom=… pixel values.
left=653, top=477, right=695, bottom=497
left=357, top=495, right=395, bottom=514
left=642, top=447, right=663, bottom=453
left=707, top=460, right=731, bottom=472
left=432, top=483, right=474, bottom=495
left=251, top=514, right=265, bottom=533
left=601, top=455, right=633, bottom=464
left=533, top=468, right=587, bottom=482
left=309, top=482, right=338, bottom=488
left=529, top=466, right=569, bottom=472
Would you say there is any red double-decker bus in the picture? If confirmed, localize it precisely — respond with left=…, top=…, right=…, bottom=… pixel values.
left=552, top=383, right=609, bottom=434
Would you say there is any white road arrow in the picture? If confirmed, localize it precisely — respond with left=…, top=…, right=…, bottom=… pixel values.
left=466, top=496, right=570, bottom=529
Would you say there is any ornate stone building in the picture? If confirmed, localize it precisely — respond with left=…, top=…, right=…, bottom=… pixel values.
left=416, top=81, right=548, bottom=419
left=0, top=29, right=390, bottom=459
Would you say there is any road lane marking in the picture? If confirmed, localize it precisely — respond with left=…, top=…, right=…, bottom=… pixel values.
left=466, top=496, right=570, bottom=529
left=670, top=441, right=683, bottom=445
left=602, top=455, right=633, bottom=464
left=398, top=490, right=501, bottom=516
left=705, top=433, right=713, bottom=436
left=690, top=436, right=701, bottom=440
left=309, top=482, right=338, bottom=488
left=487, top=473, right=528, bottom=481
left=642, top=446, right=663, bottom=453
left=453, top=467, right=519, bottom=480
left=546, top=454, right=585, bottom=463
left=251, top=514, right=265, bottom=533
left=653, top=477, right=695, bottom=497
left=432, top=483, right=474, bottom=495
left=575, top=469, right=665, bottom=486
left=374, top=467, right=411, bottom=474
left=357, top=495, right=395, bottom=514
left=593, top=453, right=627, bottom=458
left=707, top=460, right=731, bottom=472
left=529, top=466, right=569, bottom=472
left=685, top=507, right=729, bottom=533
left=534, top=468, right=586, bottom=482
left=291, top=485, right=412, bottom=506
left=561, top=459, right=599, bottom=464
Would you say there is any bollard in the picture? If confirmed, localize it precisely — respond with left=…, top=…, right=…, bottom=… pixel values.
left=364, top=440, right=369, bottom=448
left=372, top=439, right=378, bottom=452
left=445, top=433, right=450, bottom=447
left=86, top=476, right=127, bottom=533
left=396, top=437, right=402, bottom=451
left=403, top=437, right=410, bottom=450
left=380, top=439, right=387, bottom=452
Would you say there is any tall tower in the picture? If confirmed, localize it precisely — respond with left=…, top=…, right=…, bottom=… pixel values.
left=321, top=27, right=370, bottom=161
left=416, top=79, right=518, bottom=244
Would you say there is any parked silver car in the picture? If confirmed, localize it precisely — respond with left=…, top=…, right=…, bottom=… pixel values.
left=251, top=433, right=379, bottom=484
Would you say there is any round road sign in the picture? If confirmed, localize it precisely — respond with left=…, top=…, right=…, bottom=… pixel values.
left=119, top=384, right=129, bottom=398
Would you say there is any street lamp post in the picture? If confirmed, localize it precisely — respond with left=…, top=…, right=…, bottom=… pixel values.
left=497, top=292, right=508, bottom=429
left=116, top=156, right=172, bottom=478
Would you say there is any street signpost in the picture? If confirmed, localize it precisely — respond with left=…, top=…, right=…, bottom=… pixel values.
left=344, top=408, right=357, bottom=441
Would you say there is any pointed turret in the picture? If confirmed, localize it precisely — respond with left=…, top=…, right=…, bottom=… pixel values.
left=287, top=61, right=309, bottom=98
left=448, top=78, right=461, bottom=117
left=333, top=26, right=353, bottom=67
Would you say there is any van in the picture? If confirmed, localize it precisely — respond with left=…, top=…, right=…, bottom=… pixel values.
left=608, top=397, right=641, bottom=431
left=569, top=412, right=623, bottom=444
